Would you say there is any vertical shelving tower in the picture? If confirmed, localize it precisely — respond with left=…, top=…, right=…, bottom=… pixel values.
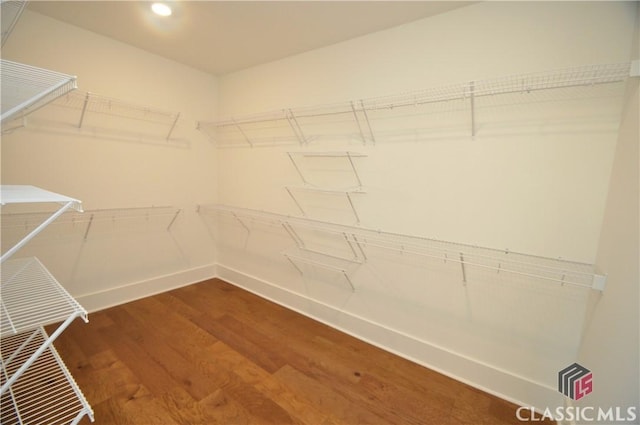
left=1, top=38, right=94, bottom=423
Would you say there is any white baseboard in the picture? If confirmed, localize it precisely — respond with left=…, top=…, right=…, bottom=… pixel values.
left=75, top=263, right=217, bottom=313
left=217, top=263, right=564, bottom=414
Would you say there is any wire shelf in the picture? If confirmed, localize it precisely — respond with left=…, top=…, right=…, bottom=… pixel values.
left=201, top=204, right=605, bottom=291
left=1, top=327, right=94, bottom=425
left=1, top=60, right=77, bottom=124
left=1, top=206, right=183, bottom=247
left=198, top=62, right=631, bottom=146
left=363, top=62, right=631, bottom=110
left=1, top=186, right=83, bottom=263
left=1, top=0, right=27, bottom=47
left=287, top=151, right=366, bottom=188
left=53, top=90, right=180, bottom=126
left=1, top=257, right=88, bottom=337
left=283, top=247, right=359, bottom=291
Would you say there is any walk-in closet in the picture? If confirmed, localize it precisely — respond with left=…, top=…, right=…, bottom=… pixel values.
left=1, top=1, right=638, bottom=424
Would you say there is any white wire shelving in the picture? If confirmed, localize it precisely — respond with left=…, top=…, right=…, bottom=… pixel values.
left=200, top=203, right=607, bottom=292
left=0, top=185, right=93, bottom=424
left=1, top=0, right=27, bottom=47
left=287, top=151, right=367, bottom=188
left=1, top=206, right=182, bottom=245
left=1, top=257, right=87, bottom=337
left=1, top=186, right=83, bottom=263
left=1, top=327, right=93, bottom=425
left=283, top=247, right=360, bottom=291
left=196, top=62, right=632, bottom=147
left=285, top=186, right=366, bottom=224
left=0, top=60, right=78, bottom=125
left=46, top=90, right=184, bottom=143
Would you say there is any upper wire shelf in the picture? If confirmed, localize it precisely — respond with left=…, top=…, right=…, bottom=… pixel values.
left=197, top=62, right=631, bottom=146
left=0, top=59, right=78, bottom=124
left=1, top=0, right=27, bottom=47
left=0, top=185, right=83, bottom=263
left=201, top=203, right=606, bottom=291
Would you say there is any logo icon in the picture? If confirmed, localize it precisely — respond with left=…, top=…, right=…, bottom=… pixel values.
left=558, top=363, right=593, bottom=400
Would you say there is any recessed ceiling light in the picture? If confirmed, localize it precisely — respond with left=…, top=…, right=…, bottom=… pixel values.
left=151, top=2, right=172, bottom=17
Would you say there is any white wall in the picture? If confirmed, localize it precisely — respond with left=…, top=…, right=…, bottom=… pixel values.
left=1, top=10, right=219, bottom=310
left=214, top=0, right=637, bottom=413
left=576, top=4, right=640, bottom=423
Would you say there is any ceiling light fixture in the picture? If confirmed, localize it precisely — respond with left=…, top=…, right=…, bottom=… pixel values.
left=151, top=2, right=172, bottom=17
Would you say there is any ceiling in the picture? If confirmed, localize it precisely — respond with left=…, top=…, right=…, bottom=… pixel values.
left=27, top=1, right=474, bottom=76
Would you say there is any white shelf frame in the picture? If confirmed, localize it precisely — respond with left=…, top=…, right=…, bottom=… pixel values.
left=1, top=327, right=94, bottom=425
left=1, top=186, right=83, bottom=263
left=1, top=60, right=78, bottom=124
left=201, top=204, right=606, bottom=291
left=197, top=62, right=632, bottom=147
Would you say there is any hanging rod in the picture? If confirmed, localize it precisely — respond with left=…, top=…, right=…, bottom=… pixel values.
left=199, top=204, right=605, bottom=291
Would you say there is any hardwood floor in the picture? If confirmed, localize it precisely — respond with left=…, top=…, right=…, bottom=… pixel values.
left=48, top=278, right=552, bottom=425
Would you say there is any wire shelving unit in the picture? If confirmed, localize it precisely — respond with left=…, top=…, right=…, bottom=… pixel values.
left=0, top=185, right=94, bottom=424
left=197, top=62, right=632, bottom=146
left=0, top=60, right=77, bottom=125
left=1, top=327, right=92, bottom=425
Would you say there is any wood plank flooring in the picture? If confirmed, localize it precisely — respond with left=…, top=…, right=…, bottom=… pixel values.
left=47, top=278, right=553, bottom=425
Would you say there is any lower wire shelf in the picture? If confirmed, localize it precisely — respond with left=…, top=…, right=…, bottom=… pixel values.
left=1, top=326, right=94, bottom=425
